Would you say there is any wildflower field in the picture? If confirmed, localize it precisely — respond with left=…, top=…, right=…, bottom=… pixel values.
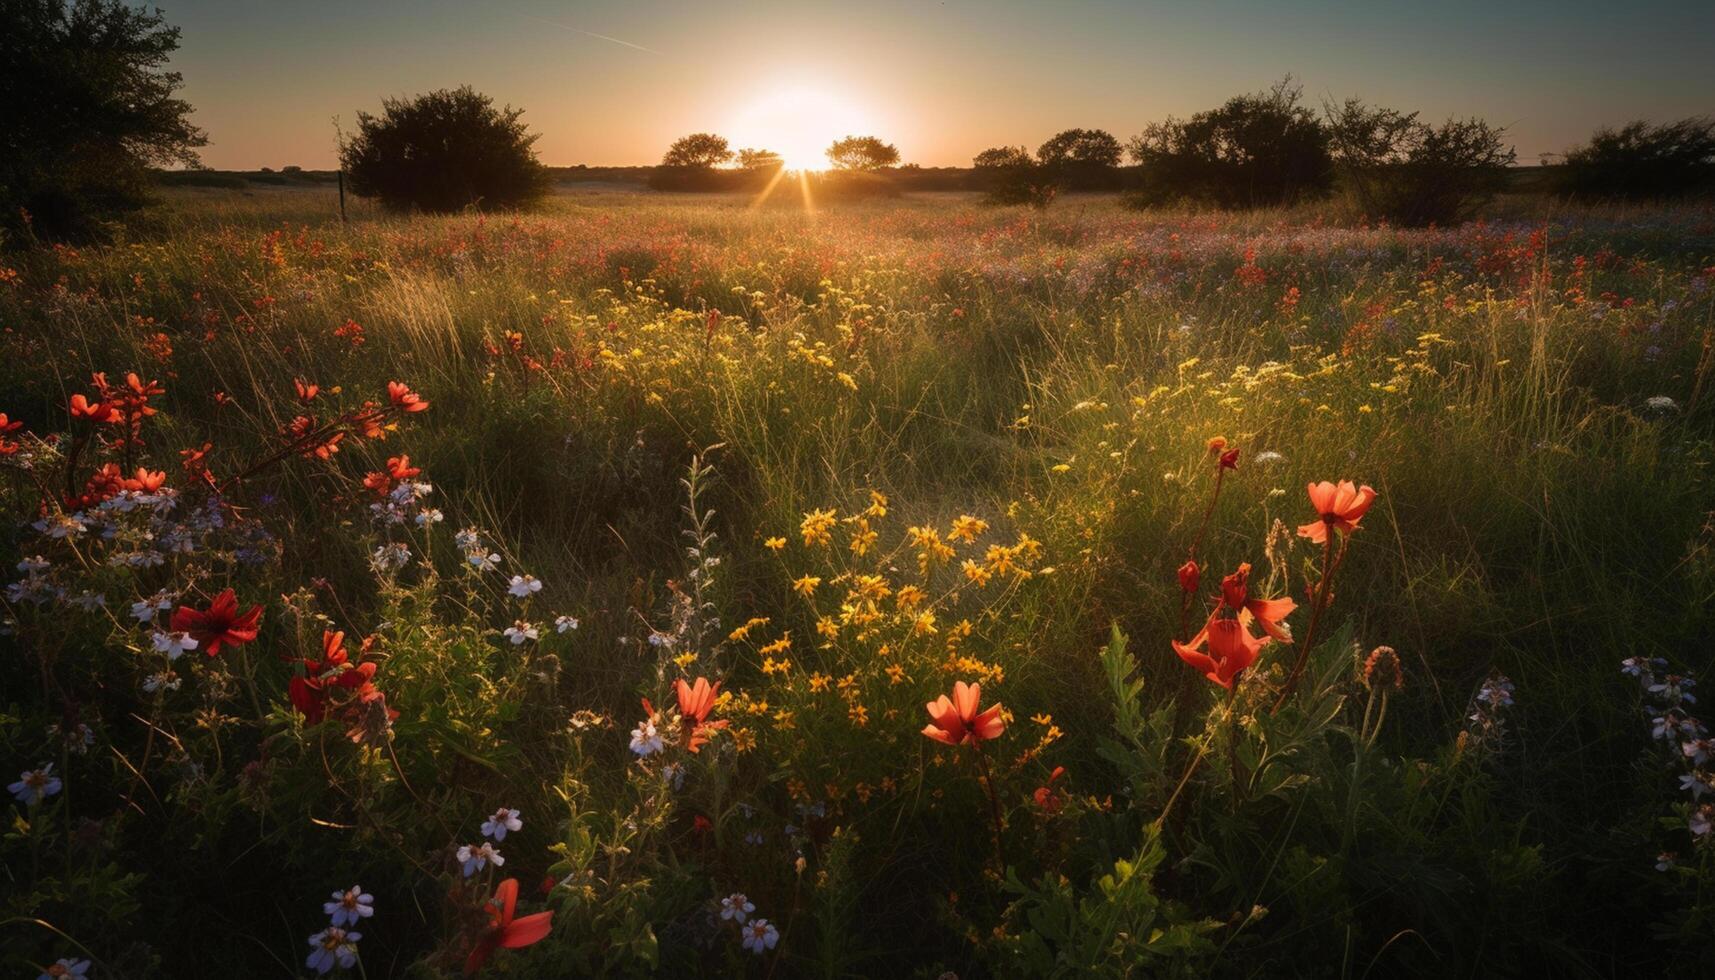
left=3, top=186, right=1714, bottom=978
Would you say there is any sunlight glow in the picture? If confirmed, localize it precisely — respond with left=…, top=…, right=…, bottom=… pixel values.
left=726, top=85, right=874, bottom=171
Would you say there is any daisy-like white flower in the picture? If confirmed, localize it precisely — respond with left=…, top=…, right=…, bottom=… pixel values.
left=503, top=621, right=539, bottom=645
left=630, top=718, right=663, bottom=757
left=457, top=841, right=504, bottom=877
left=131, top=591, right=174, bottom=623
left=741, top=918, right=779, bottom=954
left=481, top=807, right=523, bottom=841
left=36, top=958, right=90, bottom=980
left=508, top=574, right=543, bottom=598
left=469, top=551, right=502, bottom=573
left=306, top=925, right=361, bottom=974
left=1646, top=395, right=1679, bottom=412
left=324, top=885, right=375, bottom=927
left=719, top=893, right=754, bottom=923
left=9, top=763, right=62, bottom=805
left=150, top=628, right=199, bottom=660
left=555, top=615, right=580, bottom=634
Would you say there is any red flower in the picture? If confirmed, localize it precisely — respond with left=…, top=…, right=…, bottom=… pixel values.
left=387, top=381, right=429, bottom=413
left=1032, top=766, right=1067, bottom=815
left=1173, top=617, right=1267, bottom=689
left=125, top=467, right=167, bottom=492
left=1177, top=560, right=1200, bottom=594
left=69, top=394, right=114, bottom=423
left=674, top=676, right=727, bottom=753
left=1219, top=447, right=1240, bottom=470
left=922, top=680, right=1005, bottom=746
left=464, top=878, right=554, bottom=975
left=294, top=378, right=320, bottom=403
left=1217, top=563, right=1296, bottom=642
left=1297, top=481, right=1377, bottom=543
left=288, top=631, right=378, bottom=723
left=169, top=588, right=262, bottom=656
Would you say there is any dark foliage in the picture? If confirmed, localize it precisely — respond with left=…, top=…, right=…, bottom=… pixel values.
left=1035, top=128, right=1123, bottom=190
left=660, top=133, right=733, bottom=169
left=972, top=146, right=1057, bottom=207
left=826, top=136, right=900, bottom=172
left=1327, top=99, right=1515, bottom=226
left=339, top=86, right=549, bottom=213
left=1558, top=118, right=1715, bottom=200
left=1127, top=79, right=1332, bottom=209
left=0, top=0, right=206, bottom=244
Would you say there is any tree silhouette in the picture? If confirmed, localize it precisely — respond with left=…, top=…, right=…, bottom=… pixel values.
left=827, top=136, right=900, bottom=171
left=1128, top=78, right=1332, bottom=208
left=1558, top=118, right=1715, bottom=199
left=735, top=148, right=784, bottom=172
left=662, top=133, right=734, bottom=169
left=1, top=0, right=207, bottom=242
left=340, top=86, right=548, bottom=213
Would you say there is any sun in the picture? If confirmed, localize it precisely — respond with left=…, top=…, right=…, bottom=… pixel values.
left=725, top=85, right=874, bottom=171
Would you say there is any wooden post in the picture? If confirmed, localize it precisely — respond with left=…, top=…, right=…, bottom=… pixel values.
left=338, top=169, right=347, bottom=223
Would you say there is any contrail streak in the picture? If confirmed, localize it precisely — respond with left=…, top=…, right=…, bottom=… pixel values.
left=521, top=15, right=661, bottom=55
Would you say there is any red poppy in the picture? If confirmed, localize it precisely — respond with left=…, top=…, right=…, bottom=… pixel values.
left=674, top=676, right=728, bottom=753
left=464, top=878, right=553, bottom=975
left=1297, top=481, right=1377, bottom=543
left=922, top=681, right=1005, bottom=746
left=289, top=631, right=378, bottom=723
left=387, top=381, right=429, bottom=413
left=1172, top=617, right=1267, bottom=689
left=1217, top=563, right=1296, bottom=642
left=169, top=588, right=262, bottom=656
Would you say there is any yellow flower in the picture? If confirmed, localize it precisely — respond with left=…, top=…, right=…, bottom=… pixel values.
left=948, top=515, right=989, bottom=542
left=764, top=536, right=786, bottom=551
left=801, top=509, right=837, bottom=547
left=761, top=657, right=792, bottom=676
left=848, top=703, right=870, bottom=727
left=792, top=576, right=822, bottom=598
left=961, top=559, right=992, bottom=586
left=815, top=616, right=840, bottom=640
left=673, top=651, right=699, bottom=669
left=885, top=664, right=907, bottom=685
left=895, top=584, right=927, bottom=611
left=849, top=519, right=878, bottom=557
left=808, top=672, right=832, bottom=693
left=865, top=489, right=888, bottom=518
left=760, top=634, right=793, bottom=656
left=913, top=611, right=938, bottom=636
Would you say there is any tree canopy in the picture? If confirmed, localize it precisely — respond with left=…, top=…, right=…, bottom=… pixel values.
left=339, top=85, right=549, bottom=213
left=826, top=136, right=900, bottom=171
left=661, top=133, right=734, bottom=169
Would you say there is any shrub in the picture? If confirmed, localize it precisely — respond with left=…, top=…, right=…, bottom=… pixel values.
left=0, top=0, right=206, bottom=244
left=826, top=136, right=900, bottom=172
left=660, top=133, right=733, bottom=169
left=1326, top=99, right=1515, bottom=226
left=1558, top=118, right=1715, bottom=200
left=972, top=146, right=1057, bottom=207
left=1035, top=129, right=1124, bottom=190
left=1127, top=78, right=1332, bottom=208
left=339, top=86, right=549, bottom=213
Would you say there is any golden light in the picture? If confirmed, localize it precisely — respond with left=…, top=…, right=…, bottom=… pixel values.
left=725, top=84, right=874, bottom=172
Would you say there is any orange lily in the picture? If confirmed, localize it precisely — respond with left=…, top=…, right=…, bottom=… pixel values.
left=1172, top=617, right=1268, bottom=689
left=922, top=680, right=1005, bottom=746
left=463, top=878, right=553, bottom=975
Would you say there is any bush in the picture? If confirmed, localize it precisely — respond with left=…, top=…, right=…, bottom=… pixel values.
left=1327, top=99, right=1515, bottom=226
left=1035, top=129, right=1124, bottom=190
left=1127, top=79, right=1332, bottom=209
left=972, top=146, right=1057, bottom=207
left=1558, top=118, right=1715, bottom=200
left=826, top=136, right=900, bottom=172
left=339, top=86, right=549, bottom=213
left=0, top=0, right=206, bottom=244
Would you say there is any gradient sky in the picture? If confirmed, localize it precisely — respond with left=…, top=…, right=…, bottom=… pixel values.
left=166, top=0, right=1715, bottom=170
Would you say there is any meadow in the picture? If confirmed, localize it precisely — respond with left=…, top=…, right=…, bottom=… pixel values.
left=3, top=184, right=1714, bottom=978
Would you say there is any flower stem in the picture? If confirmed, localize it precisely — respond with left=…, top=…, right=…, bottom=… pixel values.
left=970, top=742, right=1007, bottom=878
left=1273, top=533, right=1346, bottom=712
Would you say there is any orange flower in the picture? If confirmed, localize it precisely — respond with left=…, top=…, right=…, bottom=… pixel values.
left=674, top=676, right=728, bottom=753
left=1297, top=481, right=1377, bottom=543
left=169, top=588, right=262, bottom=657
left=1217, top=563, right=1296, bottom=642
left=1172, top=617, right=1267, bottom=689
left=921, top=680, right=1005, bottom=746
left=1177, top=560, right=1200, bottom=594
left=294, top=378, right=319, bottom=403
left=463, top=878, right=554, bottom=975
left=69, top=393, right=113, bottom=423
left=387, top=381, right=429, bottom=413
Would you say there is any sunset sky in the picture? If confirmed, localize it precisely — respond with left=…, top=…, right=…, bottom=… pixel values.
left=167, top=0, right=1715, bottom=170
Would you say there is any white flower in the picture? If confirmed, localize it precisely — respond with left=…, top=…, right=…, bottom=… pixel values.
left=150, top=629, right=199, bottom=660
left=9, top=764, right=62, bottom=805
left=1692, top=804, right=1715, bottom=837
left=35, top=513, right=86, bottom=538
left=131, top=591, right=174, bottom=623
left=1680, top=772, right=1713, bottom=799
left=1655, top=851, right=1677, bottom=872
left=1253, top=450, right=1285, bottom=466
left=415, top=508, right=444, bottom=526
left=143, top=671, right=181, bottom=694
left=629, top=719, right=663, bottom=757
left=1684, top=739, right=1712, bottom=766
left=324, top=886, right=375, bottom=927
left=720, top=892, right=755, bottom=923
left=17, top=555, right=50, bottom=574
left=69, top=591, right=106, bottom=612
left=1476, top=676, right=1514, bottom=709
left=306, top=926, right=361, bottom=974
left=555, top=615, right=580, bottom=634
left=36, top=958, right=90, bottom=980
left=741, top=918, right=779, bottom=953
left=457, top=841, right=504, bottom=876
left=469, top=551, right=502, bottom=573
left=503, top=621, right=539, bottom=645
left=1646, top=395, right=1679, bottom=412
left=454, top=527, right=482, bottom=550
left=508, top=574, right=543, bottom=598
left=481, top=807, right=523, bottom=841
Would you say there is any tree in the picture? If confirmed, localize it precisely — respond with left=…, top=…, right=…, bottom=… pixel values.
left=339, top=86, right=549, bottom=213
left=1558, top=118, right=1715, bottom=200
left=0, top=0, right=207, bottom=243
left=826, top=136, right=900, bottom=171
left=735, top=148, right=783, bottom=172
left=1326, top=99, right=1515, bottom=226
left=1035, top=129, right=1123, bottom=189
left=972, top=146, right=1056, bottom=207
left=1127, top=78, right=1332, bottom=208
left=661, top=133, right=733, bottom=169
